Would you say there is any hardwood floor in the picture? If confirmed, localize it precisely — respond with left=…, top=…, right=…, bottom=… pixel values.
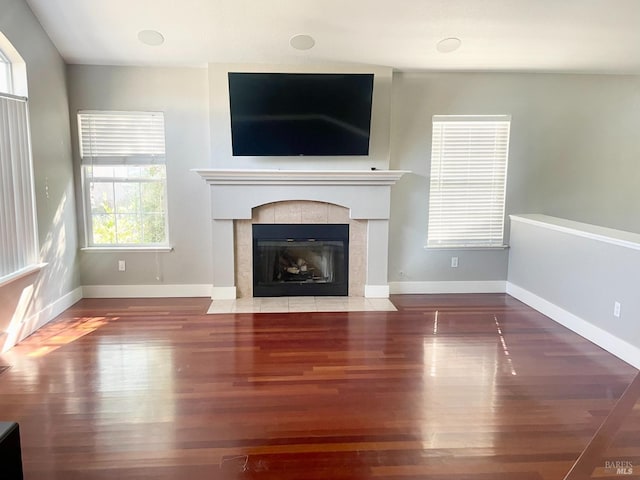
left=0, top=294, right=637, bottom=479
left=565, top=373, right=640, bottom=479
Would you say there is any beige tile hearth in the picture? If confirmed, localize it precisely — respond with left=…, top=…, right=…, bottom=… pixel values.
left=206, top=296, right=397, bottom=314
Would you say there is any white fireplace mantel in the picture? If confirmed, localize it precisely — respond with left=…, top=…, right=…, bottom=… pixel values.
left=194, top=169, right=408, bottom=186
left=195, top=169, right=409, bottom=300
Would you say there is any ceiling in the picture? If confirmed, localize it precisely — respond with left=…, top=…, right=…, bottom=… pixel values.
left=25, top=0, right=640, bottom=73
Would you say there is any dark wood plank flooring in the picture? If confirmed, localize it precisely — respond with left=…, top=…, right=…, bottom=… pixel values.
left=0, top=294, right=637, bottom=479
left=565, top=372, right=640, bottom=479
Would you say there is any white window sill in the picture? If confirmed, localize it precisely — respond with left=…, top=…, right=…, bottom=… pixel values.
left=81, top=246, right=174, bottom=253
left=0, top=263, right=48, bottom=288
left=424, top=245, right=510, bottom=251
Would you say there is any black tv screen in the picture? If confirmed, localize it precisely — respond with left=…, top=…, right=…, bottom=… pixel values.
left=228, top=73, right=374, bottom=156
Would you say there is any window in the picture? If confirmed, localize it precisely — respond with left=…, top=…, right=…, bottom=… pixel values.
left=0, top=49, right=12, bottom=94
left=427, top=115, right=511, bottom=248
left=78, top=111, right=169, bottom=247
left=0, top=45, right=38, bottom=282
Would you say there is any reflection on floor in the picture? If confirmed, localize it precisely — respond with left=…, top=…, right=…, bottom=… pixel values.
left=207, top=296, right=397, bottom=314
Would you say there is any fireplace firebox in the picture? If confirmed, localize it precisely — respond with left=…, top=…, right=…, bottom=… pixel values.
left=252, top=224, right=349, bottom=297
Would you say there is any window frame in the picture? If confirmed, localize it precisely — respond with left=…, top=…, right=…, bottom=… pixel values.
left=0, top=42, right=40, bottom=284
left=426, top=114, right=511, bottom=249
left=78, top=110, right=170, bottom=249
left=0, top=48, right=12, bottom=94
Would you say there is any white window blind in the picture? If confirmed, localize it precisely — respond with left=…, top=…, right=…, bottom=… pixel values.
left=0, top=93, right=38, bottom=279
left=78, top=111, right=165, bottom=164
left=427, top=115, right=511, bottom=248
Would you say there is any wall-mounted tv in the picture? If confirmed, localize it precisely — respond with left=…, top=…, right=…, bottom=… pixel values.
left=228, top=72, right=374, bottom=156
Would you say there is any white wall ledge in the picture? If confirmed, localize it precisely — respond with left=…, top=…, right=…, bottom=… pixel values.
left=510, top=214, right=640, bottom=252
left=81, top=247, right=174, bottom=253
left=424, top=245, right=509, bottom=251
left=0, top=263, right=47, bottom=288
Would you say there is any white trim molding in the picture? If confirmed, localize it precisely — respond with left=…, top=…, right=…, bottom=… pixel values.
left=390, top=280, right=507, bottom=295
left=211, top=286, right=237, bottom=300
left=364, top=285, right=390, bottom=298
left=507, top=282, right=640, bottom=370
left=0, top=263, right=46, bottom=288
left=83, top=284, right=212, bottom=298
left=2, top=286, right=83, bottom=352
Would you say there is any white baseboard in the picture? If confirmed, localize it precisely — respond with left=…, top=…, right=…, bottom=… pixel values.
left=507, top=282, right=640, bottom=369
left=83, top=284, right=212, bottom=298
left=2, top=286, right=83, bottom=351
left=211, top=286, right=237, bottom=300
left=364, top=285, right=390, bottom=298
left=389, top=280, right=507, bottom=295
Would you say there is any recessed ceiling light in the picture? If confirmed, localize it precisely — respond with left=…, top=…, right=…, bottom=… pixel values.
left=436, top=37, right=462, bottom=53
left=138, top=30, right=165, bottom=46
left=290, top=34, right=315, bottom=51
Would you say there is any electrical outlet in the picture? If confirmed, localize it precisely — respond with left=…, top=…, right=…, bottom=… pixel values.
left=118, top=260, right=126, bottom=272
left=613, top=301, right=621, bottom=318
left=451, top=256, right=458, bottom=268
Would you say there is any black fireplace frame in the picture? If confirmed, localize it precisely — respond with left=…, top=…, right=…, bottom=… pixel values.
left=252, top=224, right=349, bottom=297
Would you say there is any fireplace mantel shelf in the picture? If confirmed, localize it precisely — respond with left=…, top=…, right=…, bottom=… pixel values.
left=193, top=169, right=409, bottom=186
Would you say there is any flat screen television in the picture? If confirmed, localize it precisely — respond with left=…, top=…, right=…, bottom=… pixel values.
left=228, top=72, right=374, bottom=156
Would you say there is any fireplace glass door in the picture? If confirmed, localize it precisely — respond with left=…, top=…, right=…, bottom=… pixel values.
left=252, top=224, right=349, bottom=297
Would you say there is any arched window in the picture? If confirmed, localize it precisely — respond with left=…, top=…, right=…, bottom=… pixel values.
left=0, top=34, right=39, bottom=285
left=0, top=48, right=12, bottom=93
left=0, top=31, right=27, bottom=97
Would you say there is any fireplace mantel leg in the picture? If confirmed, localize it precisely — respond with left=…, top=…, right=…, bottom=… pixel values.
left=364, top=219, right=390, bottom=298
left=211, top=219, right=237, bottom=300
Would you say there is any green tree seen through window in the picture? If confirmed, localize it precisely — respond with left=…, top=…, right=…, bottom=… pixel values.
left=89, top=165, right=167, bottom=245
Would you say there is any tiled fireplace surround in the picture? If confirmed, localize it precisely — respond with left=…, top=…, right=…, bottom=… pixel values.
left=195, top=170, right=407, bottom=300
left=236, top=201, right=365, bottom=298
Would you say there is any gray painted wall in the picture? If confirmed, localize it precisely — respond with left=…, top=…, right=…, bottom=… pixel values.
left=6, top=0, right=640, bottom=303
left=0, top=0, right=79, bottom=339
left=66, top=65, right=212, bottom=286
left=389, top=72, right=640, bottom=283
left=64, top=68, right=640, bottom=289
